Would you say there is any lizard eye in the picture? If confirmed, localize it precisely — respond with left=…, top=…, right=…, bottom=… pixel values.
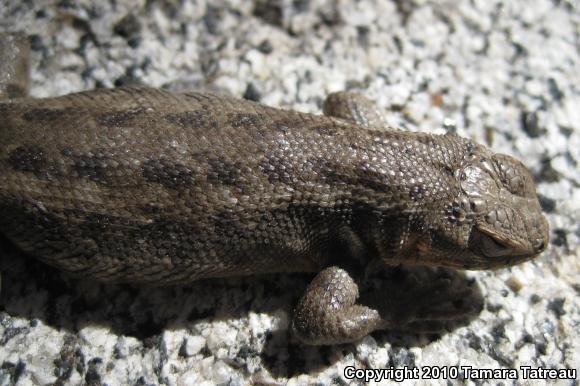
left=469, top=228, right=513, bottom=258
left=492, top=154, right=535, bottom=198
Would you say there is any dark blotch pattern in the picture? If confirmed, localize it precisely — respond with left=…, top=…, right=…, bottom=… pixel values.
left=0, top=197, right=70, bottom=258
left=65, top=150, right=118, bottom=185
left=143, top=155, right=241, bottom=189
left=314, top=158, right=387, bottom=192
left=137, top=217, right=206, bottom=262
left=96, top=108, right=146, bottom=127
left=259, top=156, right=295, bottom=184
left=228, top=112, right=262, bottom=129
left=81, top=213, right=115, bottom=234
left=211, top=209, right=253, bottom=243
left=22, top=108, right=66, bottom=122
left=272, top=117, right=294, bottom=133
left=312, top=158, right=346, bottom=185
left=142, top=158, right=197, bottom=188
left=73, top=155, right=114, bottom=183
left=312, top=124, right=338, bottom=136
left=164, top=110, right=218, bottom=129
left=7, top=144, right=56, bottom=179
left=205, top=156, right=241, bottom=186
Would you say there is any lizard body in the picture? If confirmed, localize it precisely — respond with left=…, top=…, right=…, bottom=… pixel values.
left=0, top=33, right=548, bottom=344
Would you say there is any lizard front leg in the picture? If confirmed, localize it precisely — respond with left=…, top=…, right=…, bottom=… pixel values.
left=291, top=266, right=385, bottom=345
left=322, top=91, right=387, bottom=129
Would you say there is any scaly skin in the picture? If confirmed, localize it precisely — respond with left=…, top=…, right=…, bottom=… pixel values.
left=0, top=33, right=548, bottom=345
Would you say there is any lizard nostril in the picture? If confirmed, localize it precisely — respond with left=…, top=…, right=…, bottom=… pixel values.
left=535, top=239, right=545, bottom=251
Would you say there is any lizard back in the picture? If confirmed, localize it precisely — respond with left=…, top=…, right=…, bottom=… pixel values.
left=1, top=87, right=539, bottom=283
left=0, top=87, right=341, bottom=282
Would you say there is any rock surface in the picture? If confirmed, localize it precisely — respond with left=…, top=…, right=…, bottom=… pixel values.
left=0, top=1, right=578, bottom=385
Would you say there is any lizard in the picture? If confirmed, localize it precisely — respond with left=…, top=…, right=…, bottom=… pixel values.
left=0, top=33, right=549, bottom=345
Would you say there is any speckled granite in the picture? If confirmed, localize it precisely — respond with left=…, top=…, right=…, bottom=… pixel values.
left=0, top=1, right=578, bottom=385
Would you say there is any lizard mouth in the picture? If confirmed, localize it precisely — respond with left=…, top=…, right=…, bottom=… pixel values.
left=473, top=228, right=517, bottom=258
left=468, top=226, right=539, bottom=268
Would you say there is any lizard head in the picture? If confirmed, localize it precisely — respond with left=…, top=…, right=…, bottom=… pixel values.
left=433, top=148, right=549, bottom=270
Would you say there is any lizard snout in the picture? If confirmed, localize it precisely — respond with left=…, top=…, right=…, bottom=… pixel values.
left=531, top=214, right=549, bottom=255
